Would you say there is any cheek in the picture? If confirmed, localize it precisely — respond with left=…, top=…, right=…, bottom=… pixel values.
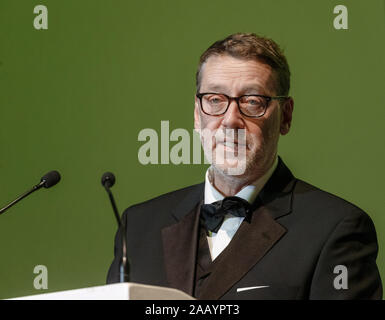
left=247, top=118, right=279, bottom=148
left=246, top=123, right=264, bottom=146
left=199, top=114, right=222, bottom=131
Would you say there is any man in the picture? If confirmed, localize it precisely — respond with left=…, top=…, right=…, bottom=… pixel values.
left=107, top=33, right=382, bottom=299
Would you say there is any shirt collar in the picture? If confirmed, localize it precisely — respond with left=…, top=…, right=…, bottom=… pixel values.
left=204, top=156, right=278, bottom=205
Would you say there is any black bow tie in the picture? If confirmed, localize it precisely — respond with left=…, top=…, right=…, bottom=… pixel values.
left=200, top=196, right=252, bottom=233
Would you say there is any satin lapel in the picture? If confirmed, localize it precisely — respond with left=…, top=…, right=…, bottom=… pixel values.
left=257, top=157, right=296, bottom=220
left=161, top=183, right=204, bottom=296
left=198, top=207, right=287, bottom=300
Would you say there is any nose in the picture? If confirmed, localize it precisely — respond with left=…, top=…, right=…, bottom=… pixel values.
left=222, top=99, right=245, bottom=129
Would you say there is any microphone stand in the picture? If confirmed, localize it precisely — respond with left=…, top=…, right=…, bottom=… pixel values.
left=0, top=181, right=45, bottom=215
left=104, top=185, right=129, bottom=283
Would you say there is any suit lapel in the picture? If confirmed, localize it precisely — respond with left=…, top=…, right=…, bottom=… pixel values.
left=198, top=206, right=287, bottom=300
left=257, top=157, right=296, bottom=220
left=199, top=157, right=297, bottom=300
left=161, top=183, right=204, bottom=296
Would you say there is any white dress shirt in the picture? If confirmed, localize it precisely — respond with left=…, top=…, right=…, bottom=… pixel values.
left=204, top=157, right=278, bottom=260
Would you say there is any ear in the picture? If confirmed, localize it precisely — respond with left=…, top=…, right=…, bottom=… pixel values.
left=194, top=96, right=201, bottom=131
left=280, top=97, right=294, bottom=135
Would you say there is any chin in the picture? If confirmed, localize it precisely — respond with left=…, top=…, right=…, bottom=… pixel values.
left=211, top=145, right=248, bottom=176
left=212, top=157, right=250, bottom=177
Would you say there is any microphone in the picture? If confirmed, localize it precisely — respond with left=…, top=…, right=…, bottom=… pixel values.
left=101, top=172, right=129, bottom=283
left=0, top=170, right=61, bottom=215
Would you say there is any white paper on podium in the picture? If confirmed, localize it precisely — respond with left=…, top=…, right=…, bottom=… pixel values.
left=8, top=282, right=195, bottom=300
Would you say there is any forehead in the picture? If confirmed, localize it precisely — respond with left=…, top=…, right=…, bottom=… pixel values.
left=200, top=55, right=276, bottom=95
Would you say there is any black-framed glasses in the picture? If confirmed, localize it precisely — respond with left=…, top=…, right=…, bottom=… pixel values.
left=196, top=92, right=288, bottom=118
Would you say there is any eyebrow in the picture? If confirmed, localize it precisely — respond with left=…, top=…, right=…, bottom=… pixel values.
left=202, top=84, right=267, bottom=95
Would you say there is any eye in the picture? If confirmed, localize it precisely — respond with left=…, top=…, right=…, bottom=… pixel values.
left=201, top=94, right=228, bottom=115
left=206, top=94, right=227, bottom=104
left=242, top=96, right=264, bottom=107
left=239, top=96, right=267, bottom=116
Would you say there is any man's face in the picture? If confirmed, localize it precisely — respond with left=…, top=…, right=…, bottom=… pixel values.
left=194, top=54, right=293, bottom=178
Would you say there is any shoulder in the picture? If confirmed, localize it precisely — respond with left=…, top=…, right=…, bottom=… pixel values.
left=291, top=178, right=373, bottom=226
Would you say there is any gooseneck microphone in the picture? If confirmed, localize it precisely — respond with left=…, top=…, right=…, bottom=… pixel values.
left=101, top=172, right=129, bottom=283
left=0, top=170, right=61, bottom=215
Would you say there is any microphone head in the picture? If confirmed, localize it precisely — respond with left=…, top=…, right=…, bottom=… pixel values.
left=41, top=170, right=61, bottom=188
left=101, top=172, right=115, bottom=188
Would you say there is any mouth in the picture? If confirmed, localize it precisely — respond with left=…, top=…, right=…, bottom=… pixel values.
left=217, top=140, right=247, bottom=148
left=216, top=141, right=248, bottom=154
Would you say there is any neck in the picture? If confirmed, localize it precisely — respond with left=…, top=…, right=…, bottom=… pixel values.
left=209, top=156, right=277, bottom=197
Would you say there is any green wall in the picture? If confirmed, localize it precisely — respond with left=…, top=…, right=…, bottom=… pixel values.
left=0, top=0, right=384, bottom=299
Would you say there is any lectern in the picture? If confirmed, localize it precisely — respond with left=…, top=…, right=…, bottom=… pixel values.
left=9, top=282, right=195, bottom=300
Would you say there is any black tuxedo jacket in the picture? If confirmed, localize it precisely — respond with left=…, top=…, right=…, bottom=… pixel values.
left=107, top=158, right=382, bottom=299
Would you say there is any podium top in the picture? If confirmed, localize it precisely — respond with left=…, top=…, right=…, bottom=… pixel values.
left=9, top=282, right=195, bottom=300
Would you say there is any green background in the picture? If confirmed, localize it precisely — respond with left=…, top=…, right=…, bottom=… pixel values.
left=0, top=0, right=384, bottom=299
